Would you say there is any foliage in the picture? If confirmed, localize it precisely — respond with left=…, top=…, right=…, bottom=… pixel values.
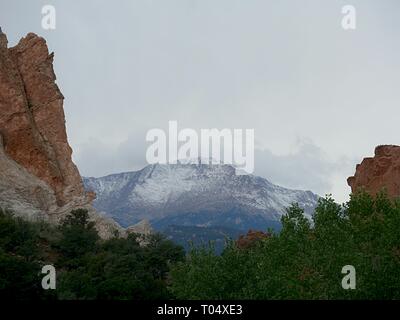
left=170, top=192, right=400, bottom=299
left=0, top=208, right=184, bottom=300
left=1, top=191, right=400, bottom=300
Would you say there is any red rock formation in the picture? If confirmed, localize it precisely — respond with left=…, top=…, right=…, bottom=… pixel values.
left=0, top=32, right=84, bottom=206
left=0, top=30, right=138, bottom=239
left=347, top=145, right=400, bottom=198
left=236, top=230, right=270, bottom=249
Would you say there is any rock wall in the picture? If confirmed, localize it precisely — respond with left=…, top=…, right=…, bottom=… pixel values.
left=0, top=30, right=123, bottom=238
left=347, top=145, right=400, bottom=198
left=0, top=32, right=85, bottom=206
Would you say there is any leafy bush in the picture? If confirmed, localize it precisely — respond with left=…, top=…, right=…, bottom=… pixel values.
left=0, top=209, right=46, bottom=299
left=1, top=191, right=399, bottom=300
left=0, top=208, right=184, bottom=300
left=170, top=192, right=400, bottom=299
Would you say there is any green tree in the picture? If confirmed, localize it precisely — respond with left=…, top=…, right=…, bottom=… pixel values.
left=57, top=209, right=99, bottom=264
left=170, top=193, right=400, bottom=299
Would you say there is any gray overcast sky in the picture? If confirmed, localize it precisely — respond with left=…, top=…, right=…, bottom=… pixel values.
left=1, top=0, right=399, bottom=203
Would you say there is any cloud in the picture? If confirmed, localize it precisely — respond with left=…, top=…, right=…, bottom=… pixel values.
left=75, top=133, right=354, bottom=203
left=3, top=0, right=398, bottom=204
left=254, top=139, right=352, bottom=198
left=73, top=131, right=149, bottom=178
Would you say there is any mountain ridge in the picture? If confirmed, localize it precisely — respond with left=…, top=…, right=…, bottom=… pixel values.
left=84, top=162, right=319, bottom=231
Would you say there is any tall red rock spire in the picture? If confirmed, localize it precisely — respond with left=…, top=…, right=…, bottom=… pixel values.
left=0, top=33, right=85, bottom=206
left=0, top=31, right=143, bottom=239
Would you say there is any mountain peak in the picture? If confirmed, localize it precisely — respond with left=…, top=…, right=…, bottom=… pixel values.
left=84, top=163, right=319, bottom=230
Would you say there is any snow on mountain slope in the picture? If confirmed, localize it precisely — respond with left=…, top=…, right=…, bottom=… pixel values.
left=83, top=163, right=319, bottom=230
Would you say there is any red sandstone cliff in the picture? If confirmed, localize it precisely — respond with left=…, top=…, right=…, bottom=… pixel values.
left=0, top=30, right=122, bottom=238
left=347, top=145, right=400, bottom=198
left=0, top=32, right=85, bottom=206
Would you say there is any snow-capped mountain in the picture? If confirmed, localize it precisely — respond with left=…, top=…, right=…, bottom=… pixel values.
left=83, top=163, right=319, bottom=231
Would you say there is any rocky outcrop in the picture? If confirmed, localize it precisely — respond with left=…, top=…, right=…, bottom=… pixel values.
left=0, top=131, right=58, bottom=221
left=125, top=220, right=154, bottom=245
left=0, top=32, right=84, bottom=206
left=0, top=28, right=7, bottom=48
left=126, top=219, right=153, bottom=236
left=347, top=145, right=400, bottom=198
left=0, top=30, right=123, bottom=238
